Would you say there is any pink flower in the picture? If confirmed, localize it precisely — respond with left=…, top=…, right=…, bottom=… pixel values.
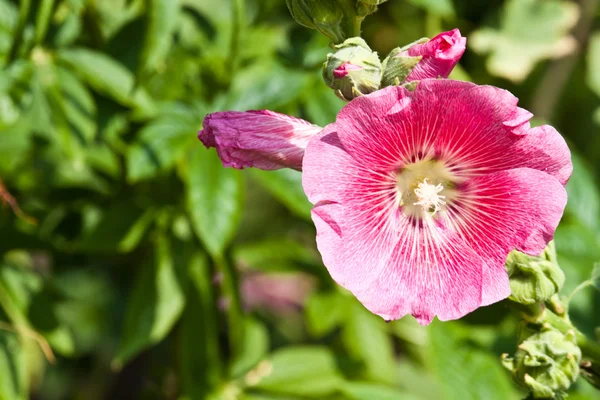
left=302, top=79, right=571, bottom=325
left=402, top=28, right=466, bottom=82
left=199, top=110, right=322, bottom=171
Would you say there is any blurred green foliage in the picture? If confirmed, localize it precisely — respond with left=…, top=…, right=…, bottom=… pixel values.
left=0, top=0, right=599, bottom=399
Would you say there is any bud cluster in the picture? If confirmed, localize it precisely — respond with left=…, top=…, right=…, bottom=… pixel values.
left=503, top=326, right=581, bottom=399
left=322, top=29, right=466, bottom=101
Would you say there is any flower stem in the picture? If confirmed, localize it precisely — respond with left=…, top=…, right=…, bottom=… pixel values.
left=543, top=309, right=600, bottom=362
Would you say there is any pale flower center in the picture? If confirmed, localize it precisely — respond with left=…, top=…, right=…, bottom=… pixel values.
left=395, top=158, right=460, bottom=218
left=413, top=178, right=446, bottom=214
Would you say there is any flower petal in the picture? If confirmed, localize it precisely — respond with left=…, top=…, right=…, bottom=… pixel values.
left=303, top=126, right=400, bottom=291
left=445, top=168, right=567, bottom=304
left=199, top=110, right=322, bottom=171
left=404, top=28, right=467, bottom=81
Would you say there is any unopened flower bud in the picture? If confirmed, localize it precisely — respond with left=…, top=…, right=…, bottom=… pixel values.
left=323, top=37, right=382, bottom=101
left=381, top=29, right=466, bottom=87
left=285, top=0, right=345, bottom=43
left=503, top=327, right=581, bottom=399
left=505, top=247, right=565, bottom=305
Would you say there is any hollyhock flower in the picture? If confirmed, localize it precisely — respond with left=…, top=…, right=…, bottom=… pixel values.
left=199, top=110, right=321, bottom=171
left=302, top=79, right=571, bottom=324
left=401, top=28, right=466, bottom=82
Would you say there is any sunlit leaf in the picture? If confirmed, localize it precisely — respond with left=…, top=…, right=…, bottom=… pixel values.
left=471, top=0, right=578, bottom=82
left=252, top=347, right=342, bottom=397
left=185, top=147, right=245, bottom=258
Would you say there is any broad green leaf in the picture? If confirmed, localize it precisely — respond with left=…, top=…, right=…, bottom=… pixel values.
left=57, top=48, right=134, bottom=104
left=565, top=152, right=600, bottom=231
left=0, top=331, right=27, bottom=400
left=185, top=147, right=245, bottom=258
left=140, top=0, right=180, bottom=73
left=179, top=252, right=221, bottom=399
left=252, top=346, right=342, bottom=397
left=341, top=300, right=396, bottom=385
left=305, top=291, right=345, bottom=337
left=113, top=234, right=186, bottom=368
left=471, top=0, right=578, bottom=82
left=127, top=116, right=197, bottom=182
left=341, top=382, right=420, bottom=400
left=408, top=0, right=455, bottom=18
left=249, top=169, right=311, bottom=221
left=428, top=322, right=519, bottom=400
left=230, top=318, right=269, bottom=378
left=57, top=48, right=155, bottom=112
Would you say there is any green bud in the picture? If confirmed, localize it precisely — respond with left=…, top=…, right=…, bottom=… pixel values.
left=503, top=327, right=581, bottom=399
left=380, top=40, right=428, bottom=87
left=506, top=246, right=565, bottom=305
left=285, top=0, right=345, bottom=43
left=323, top=37, right=382, bottom=101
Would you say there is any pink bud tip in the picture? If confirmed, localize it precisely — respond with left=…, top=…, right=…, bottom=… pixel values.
left=334, top=62, right=362, bottom=79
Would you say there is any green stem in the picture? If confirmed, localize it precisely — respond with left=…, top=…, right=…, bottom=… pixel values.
left=567, top=280, right=595, bottom=304
left=215, top=255, right=244, bottom=359
left=543, top=309, right=600, bottom=362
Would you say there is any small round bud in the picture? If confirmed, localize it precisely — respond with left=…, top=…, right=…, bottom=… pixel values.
left=504, top=327, right=581, bottom=398
left=323, top=37, right=382, bottom=101
left=505, top=248, right=565, bottom=305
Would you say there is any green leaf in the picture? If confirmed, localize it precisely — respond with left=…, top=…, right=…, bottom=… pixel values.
left=341, top=382, right=420, bottom=400
left=57, top=48, right=155, bottom=112
left=185, top=147, right=245, bottom=258
left=127, top=116, right=197, bottom=182
left=341, top=300, right=396, bottom=385
left=230, top=318, right=269, bottom=378
left=428, top=322, right=519, bottom=400
left=252, top=346, right=342, bottom=397
left=470, top=0, right=578, bottom=82
left=141, top=0, right=180, bottom=73
left=34, top=0, right=56, bottom=44
left=113, top=234, right=186, bottom=368
left=0, top=331, right=26, bottom=400
left=57, top=48, right=134, bottom=104
left=565, top=151, right=600, bottom=232
left=305, top=291, right=345, bottom=337
left=249, top=169, right=312, bottom=221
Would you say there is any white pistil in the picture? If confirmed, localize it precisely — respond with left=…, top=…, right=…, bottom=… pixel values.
left=413, top=178, right=446, bottom=214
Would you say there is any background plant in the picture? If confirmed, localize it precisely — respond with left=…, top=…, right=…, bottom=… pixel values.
left=0, top=0, right=599, bottom=399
